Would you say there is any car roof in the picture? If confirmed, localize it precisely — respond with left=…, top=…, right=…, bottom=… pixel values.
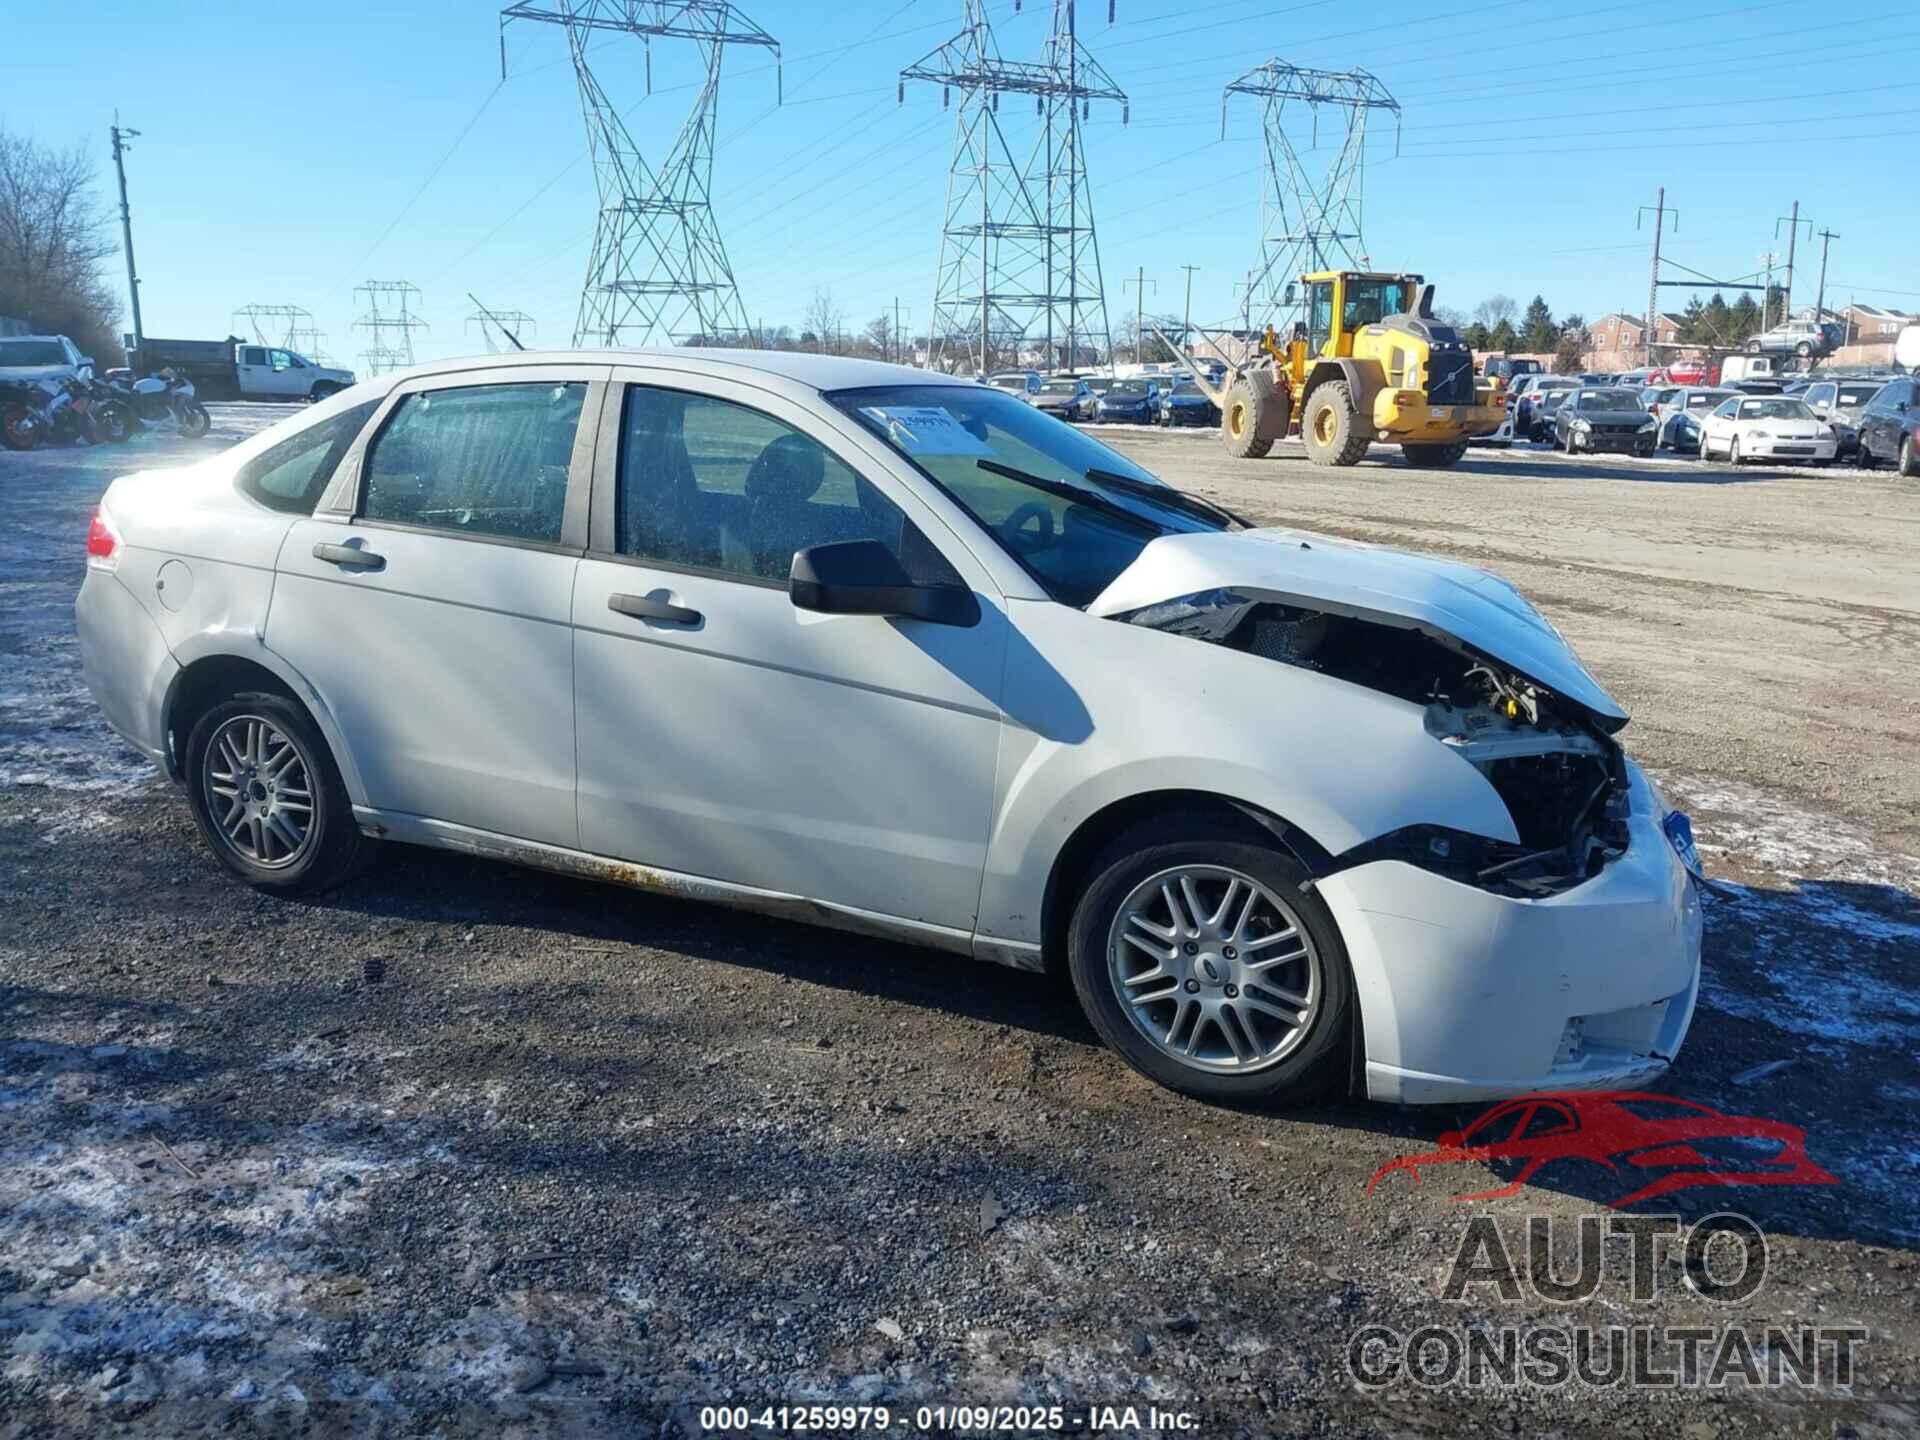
left=386, top=347, right=955, bottom=394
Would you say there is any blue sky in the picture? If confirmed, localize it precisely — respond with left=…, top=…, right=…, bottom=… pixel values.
left=8, top=0, right=1916, bottom=366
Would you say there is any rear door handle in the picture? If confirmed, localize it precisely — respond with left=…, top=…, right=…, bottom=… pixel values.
left=609, top=592, right=702, bottom=626
left=313, top=540, right=385, bottom=571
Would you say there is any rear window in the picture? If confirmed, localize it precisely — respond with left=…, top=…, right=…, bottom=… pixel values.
left=237, top=401, right=380, bottom=515
left=362, top=382, right=585, bottom=544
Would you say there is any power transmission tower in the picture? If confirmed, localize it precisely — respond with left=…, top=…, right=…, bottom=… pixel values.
left=902, top=0, right=1127, bottom=375
left=289, top=327, right=332, bottom=364
left=1222, top=61, right=1399, bottom=333
left=353, top=281, right=428, bottom=376
left=467, top=300, right=536, bottom=354
left=234, top=304, right=314, bottom=349
left=501, top=1, right=779, bottom=348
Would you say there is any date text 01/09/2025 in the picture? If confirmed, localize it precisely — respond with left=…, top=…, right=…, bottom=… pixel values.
left=697, top=1404, right=1202, bottom=1432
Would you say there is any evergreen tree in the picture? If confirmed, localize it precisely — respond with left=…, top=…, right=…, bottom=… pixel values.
left=1729, top=294, right=1761, bottom=340
left=1700, top=293, right=1734, bottom=346
left=1520, top=295, right=1557, bottom=352
left=1679, top=295, right=1706, bottom=343
left=1489, top=318, right=1518, bottom=352
left=1464, top=321, right=1491, bottom=351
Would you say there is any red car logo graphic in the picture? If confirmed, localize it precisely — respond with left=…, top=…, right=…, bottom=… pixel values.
left=1366, top=1091, right=1837, bottom=1208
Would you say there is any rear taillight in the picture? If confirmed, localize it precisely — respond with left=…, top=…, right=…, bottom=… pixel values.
left=86, top=506, right=122, bottom=571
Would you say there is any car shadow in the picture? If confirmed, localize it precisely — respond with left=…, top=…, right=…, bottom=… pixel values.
left=1460, top=447, right=1814, bottom=485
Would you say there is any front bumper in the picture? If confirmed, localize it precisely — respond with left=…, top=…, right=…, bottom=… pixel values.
left=1741, top=436, right=1837, bottom=461
left=1317, top=761, right=1703, bottom=1104
left=1373, top=389, right=1506, bottom=440
left=1570, top=428, right=1656, bottom=454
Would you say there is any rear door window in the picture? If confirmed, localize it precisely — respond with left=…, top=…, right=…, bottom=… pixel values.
left=362, top=381, right=585, bottom=544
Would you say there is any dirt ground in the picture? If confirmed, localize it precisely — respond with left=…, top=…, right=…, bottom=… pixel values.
left=1, top=410, right=1916, bottom=1437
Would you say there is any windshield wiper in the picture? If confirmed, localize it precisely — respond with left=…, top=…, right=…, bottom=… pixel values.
left=1084, top=467, right=1248, bottom=529
left=974, top=459, right=1159, bottom=531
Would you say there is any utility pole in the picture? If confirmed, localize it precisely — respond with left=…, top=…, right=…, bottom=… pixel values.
left=1775, top=201, right=1810, bottom=324
left=1813, top=229, right=1840, bottom=337
left=1124, top=267, right=1155, bottom=364
left=1179, top=263, right=1200, bottom=356
left=1636, top=187, right=1676, bottom=368
left=110, top=117, right=144, bottom=364
left=1757, top=251, right=1779, bottom=331
left=891, top=298, right=912, bottom=367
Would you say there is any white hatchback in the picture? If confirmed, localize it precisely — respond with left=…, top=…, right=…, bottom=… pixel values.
left=76, top=350, right=1703, bottom=1106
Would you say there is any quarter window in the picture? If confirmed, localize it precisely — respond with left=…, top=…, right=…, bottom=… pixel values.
left=614, top=386, right=920, bottom=585
left=362, top=381, right=585, bottom=544
left=238, top=401, right=381, bottom=515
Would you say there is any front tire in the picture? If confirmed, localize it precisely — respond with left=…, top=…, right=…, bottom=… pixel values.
left=176, top=399, right=211, bottom=438
left=1300, top=381, right=1369, bottom=467
left=1067, top=818, right=1354, bottom=1107
left=1729, top=437, right=1743, bottom=466
left=185, top=692, right=371, bottom=894
left=1902, top=437, right=1919, bottom=479
left=1221, top=377, right=1282, bottom=459
left=1402, top=440, right=1468, bottom=468
left=2, top=403, right=40, bottom=449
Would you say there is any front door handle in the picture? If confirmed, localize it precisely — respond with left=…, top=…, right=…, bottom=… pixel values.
left=609, top=592, right=702, bottom=626
left=313, top=540, right=385, bottom=571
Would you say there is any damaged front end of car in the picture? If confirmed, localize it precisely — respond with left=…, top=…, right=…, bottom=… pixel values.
left=1107, top=582, right=1632, bottom=899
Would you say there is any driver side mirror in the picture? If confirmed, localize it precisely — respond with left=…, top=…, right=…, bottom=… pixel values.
left=790, top=539, right=979, bottom=628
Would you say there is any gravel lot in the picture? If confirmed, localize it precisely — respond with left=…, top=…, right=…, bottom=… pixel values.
left=2, top=407, right=1916, bottom=1435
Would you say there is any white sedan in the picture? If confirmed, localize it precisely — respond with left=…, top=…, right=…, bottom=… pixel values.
left=75, top=350, right=1703, bottom=1107
left=1698, top=395, right=1838, bottom=465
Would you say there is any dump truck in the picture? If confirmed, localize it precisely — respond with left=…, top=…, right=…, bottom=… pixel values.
left=1172, top=271, right=1505, bottom=468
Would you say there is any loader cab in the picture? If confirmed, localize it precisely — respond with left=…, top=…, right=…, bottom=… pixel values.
left=1297, top=271, right=1423, bottom=357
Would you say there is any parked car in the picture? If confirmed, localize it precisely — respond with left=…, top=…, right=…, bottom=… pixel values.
left=1611, top=369, right=1656, bottom=391
left=1697, top=394, right=1837, bottom=465
left=1531, top=386, right=1576, bottom=441
left=1156, top=377, right=1219, bottom=428
left=1746, top=318, right=1844, bottom=360
left=1093, top=378, right=1162, bottom=424
left=1855, top=376, right=1920, bottom=475
left=1577, top=373, right=1617, bottom=386
left=1638, top=384, right=1683, bottom=428
left=984, top=370, right=1041, bottom=397
left=1031, top=377, right=1095, bottom=422
left=74, top=349, right=1704, bottom=1108
left=1657, top=387, right=1738, bottom=452
left=0, top=333, right=94, bottom=386
left=1513, top=376, right=1576, bottom=440
left=1480, top=356, right=1543, bottom=384
left=1800, top=377, right=1891, bottom=460
left=1554, top=387, right=1658, bottom=456
left=1081, top=376, right=1121, bottom=418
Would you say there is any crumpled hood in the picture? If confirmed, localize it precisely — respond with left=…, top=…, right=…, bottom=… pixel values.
left=1089, top=527, right=1630, bottom=729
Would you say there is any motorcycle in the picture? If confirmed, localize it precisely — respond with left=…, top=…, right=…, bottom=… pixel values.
left=74, top=376, right=135, bottom=443
left=0, top=376, right=94, bottom=449
left=104, top=368, right=211, bottom=438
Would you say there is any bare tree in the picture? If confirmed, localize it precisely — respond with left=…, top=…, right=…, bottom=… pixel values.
left=802, top=287, right=845, bottom=355
left=864, top=313, right=892, bottom=361
left=0, top=129, right=121, bottom=358
left=1472, top=294, right=1518, bottom=332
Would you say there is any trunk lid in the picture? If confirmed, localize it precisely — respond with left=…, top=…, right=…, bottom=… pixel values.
left=1089, top=527, right=1629, bottom=729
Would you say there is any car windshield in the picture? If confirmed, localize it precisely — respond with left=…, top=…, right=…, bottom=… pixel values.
left=1738, top=399, right=1815, bottom=421
left=1541, top=390, right=1571, bottom=410
left=1578, top=389, right=1643, bottom=411
left=1837, top=384, right=1881, bottom=407
left=830, top=384, right=1231, bottom=606
left=1169, top=380, right=1202, bottom=395
left=0, top=340, right=67, bottom=366
left=988, top=376, right=1028, bottom=391
left=1040, top=380, right=1078, bottom=395
left=1687, top=391, right=1733, bottom=410
left=1085, top=377, right=1116, bottom=393
left=1110, top=381, right=1149, bottom=396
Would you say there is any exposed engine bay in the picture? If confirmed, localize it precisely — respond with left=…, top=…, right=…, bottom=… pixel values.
left=1117, top=588, right=1631, bottom=896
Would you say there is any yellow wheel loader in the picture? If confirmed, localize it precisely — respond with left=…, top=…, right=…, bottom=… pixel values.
left=1173, top=271, right=1506, bottom=468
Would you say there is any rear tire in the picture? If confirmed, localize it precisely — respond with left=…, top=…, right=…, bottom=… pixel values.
left=1902, top=437, right=1919, bottom=479
left=1402, top=440, right=1468, bottom=468
left=1067, top=817, right=1354, bottom=1107
left=1221, top=377, right=1283, bottom=459
left=184, top=691, right=372, bottom=895
left=1301, top=381, right=1369, bottom=467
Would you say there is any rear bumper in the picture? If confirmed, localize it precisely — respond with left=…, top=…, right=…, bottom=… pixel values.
left=1318, top=762, right=1703, bottom=1105
left=75, top=568, right=177, bottom=770
left=1373, top=390, right=1506, bottom=440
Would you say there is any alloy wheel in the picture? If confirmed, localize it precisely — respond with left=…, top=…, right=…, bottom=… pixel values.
left=1106, top=864, right=1323, bottom=1074
left=202, top=715, right=317, bottom=869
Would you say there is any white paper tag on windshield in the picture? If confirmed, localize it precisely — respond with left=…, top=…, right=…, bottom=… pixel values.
left=860, top=405, right=992, bottom=456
